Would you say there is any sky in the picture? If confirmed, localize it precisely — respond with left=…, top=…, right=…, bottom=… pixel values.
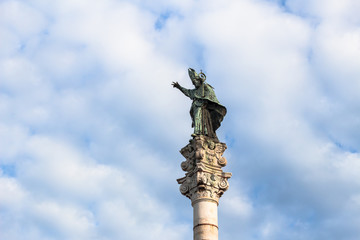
left=1, top=0, right=360, bottom=239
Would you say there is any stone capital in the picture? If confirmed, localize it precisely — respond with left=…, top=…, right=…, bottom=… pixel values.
left=177, top=136, right=232, bottom=205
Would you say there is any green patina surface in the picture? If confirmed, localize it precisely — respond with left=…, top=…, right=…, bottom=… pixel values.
left=172, top=68, right=226, bottom=140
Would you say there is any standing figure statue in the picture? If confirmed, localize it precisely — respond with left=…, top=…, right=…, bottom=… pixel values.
left=172, top=68, right=227, bottom=141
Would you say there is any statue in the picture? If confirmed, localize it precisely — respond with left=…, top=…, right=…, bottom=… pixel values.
left=172, top=68, right=226, bottom=141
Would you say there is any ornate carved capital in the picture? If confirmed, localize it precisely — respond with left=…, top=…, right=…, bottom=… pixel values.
left=177, top=136, right=232, bottom=204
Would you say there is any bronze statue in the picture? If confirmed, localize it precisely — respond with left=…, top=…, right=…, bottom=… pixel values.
left=172, top=68, right=226, bottom=140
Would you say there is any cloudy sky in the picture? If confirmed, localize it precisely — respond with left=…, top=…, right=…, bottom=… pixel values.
left=1, top=0, right=360, bottom=239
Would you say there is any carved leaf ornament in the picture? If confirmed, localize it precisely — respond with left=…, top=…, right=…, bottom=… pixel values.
left=177, top=136, right=232, bottom=204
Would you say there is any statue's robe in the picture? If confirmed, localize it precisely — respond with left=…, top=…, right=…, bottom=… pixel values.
left=179, top=83, right=227, bottom=140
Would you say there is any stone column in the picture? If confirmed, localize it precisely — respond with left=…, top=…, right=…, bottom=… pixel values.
left=177, top=136, right=232, bottom=240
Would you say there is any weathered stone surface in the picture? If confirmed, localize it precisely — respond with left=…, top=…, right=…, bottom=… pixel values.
left=177, top=135, right=232, bottom=205
left=177, top=135, right=232, bottom=240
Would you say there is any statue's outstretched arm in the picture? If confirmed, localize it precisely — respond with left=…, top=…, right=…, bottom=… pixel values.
left=172, top=82, right=192, bottom=99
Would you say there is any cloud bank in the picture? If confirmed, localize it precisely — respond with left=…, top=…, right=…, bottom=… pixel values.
left=1, top=0, right=360, bottom=239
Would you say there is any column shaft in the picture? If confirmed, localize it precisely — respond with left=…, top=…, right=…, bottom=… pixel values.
left=193, top=200, right=218, bottom=240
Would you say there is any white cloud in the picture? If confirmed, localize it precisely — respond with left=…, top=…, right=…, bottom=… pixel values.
left=0, top=0, right=47, bottom=39
left=0, top=176, right=26, bottom=209
left=0, top=134, right=189, bottom=239
left=222, top=193, right=253, bottom=219
left=1, top=0, right=360, bottom=239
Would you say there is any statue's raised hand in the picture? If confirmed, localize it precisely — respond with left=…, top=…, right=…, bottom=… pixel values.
left=172, top=81, right=181, bottom=89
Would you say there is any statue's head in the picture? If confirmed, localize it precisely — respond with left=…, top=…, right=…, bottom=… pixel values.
left=188, top=68, right=206, bottom=88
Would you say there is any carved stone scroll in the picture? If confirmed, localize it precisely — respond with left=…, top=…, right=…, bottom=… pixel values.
left=177, top=135, right=232, bottom=205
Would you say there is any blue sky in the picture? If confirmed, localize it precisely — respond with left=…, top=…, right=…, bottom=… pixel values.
left=1, top=0, right=360, bottom=239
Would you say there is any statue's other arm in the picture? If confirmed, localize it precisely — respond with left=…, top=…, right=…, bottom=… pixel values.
left=172, top=82, right=193, bottom=99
